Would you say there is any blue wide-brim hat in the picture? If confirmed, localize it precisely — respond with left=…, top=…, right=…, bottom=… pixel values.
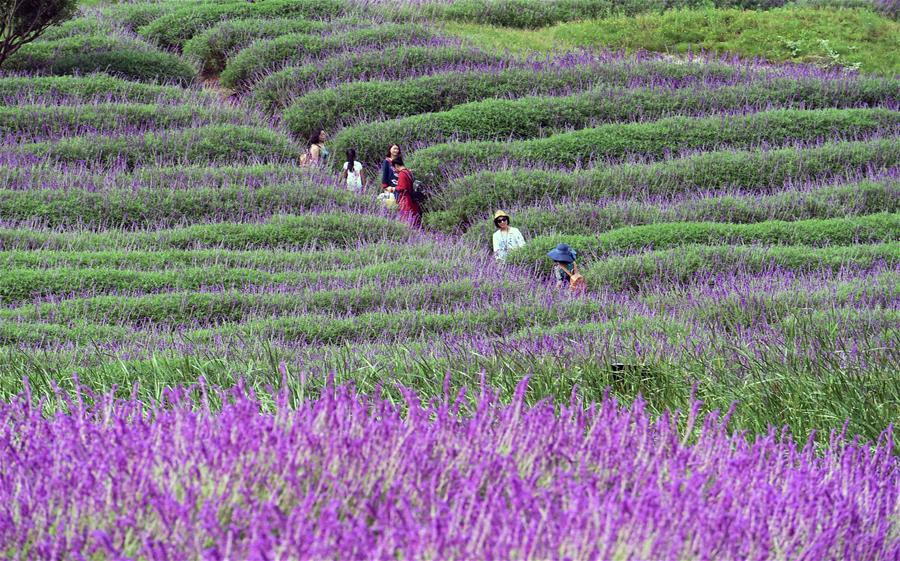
left=547, top=243, right=577, bottom=263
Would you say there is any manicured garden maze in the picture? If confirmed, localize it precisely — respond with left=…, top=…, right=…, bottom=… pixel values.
left=1, top=0, right=898, bottom=557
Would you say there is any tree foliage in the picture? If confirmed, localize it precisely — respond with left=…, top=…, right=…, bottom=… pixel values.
left=0, top=0, right=77, bottom=68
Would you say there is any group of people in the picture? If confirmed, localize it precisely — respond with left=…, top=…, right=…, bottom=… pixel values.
left=301, top=132, right=583, bottom=290
left=492, top=210, right=584, bottom=290
left=301, top=132, right=421, bottom=226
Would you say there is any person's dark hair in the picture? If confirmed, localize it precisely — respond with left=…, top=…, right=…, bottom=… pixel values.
left=307, top=128, right=324, bottom=148
left=386, top=144, right=401, bottom=158
left=392, top=155, right=404, bottom=167
left=346, top=148, right=356, bottom=171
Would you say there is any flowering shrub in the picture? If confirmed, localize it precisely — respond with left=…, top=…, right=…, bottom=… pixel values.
left=1, top=380, right=897, bottom=560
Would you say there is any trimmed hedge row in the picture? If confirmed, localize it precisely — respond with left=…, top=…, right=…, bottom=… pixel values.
left=462, top=178, right=900, bottom=242
left=428, top=138, right=900, bottom=228
left=0, top=302, right=603, bottom=345
left=0, top=163, right=316, bottom=193
left=17, top=125, right=298, bottom=168
left=0, top=182, right=370, bottom=228
left=0, top=103, right=251, bottom=139
left=507, top=213, right=899, bottom=274
left=137, top=0, right=353, bottom=49
left=102, top=1, right=181, bottom=30
left=3, top=35, right=196, bottom=85
left=331, top=77, right=900, bottom=168
left=168, top=301, right=603, bottom=344
left=582, top=244, right=900, bottom=291
left=39, top=17, right=114, bottom=41
left=408, top=0, right=621, bottom=28
left=250, top=45, right=506, bottom=115
left=0, top=214, right=410, bottom=252
left=0, top=259, right=459, bottom=304
left=1, top=280, right=517, bottom=324
left=281, top=58, right=764, bottom=126
left=0, top=75, right=206, bottom=105
left=407, top=108, right=900, bottom=187
left=0, top=243, right=439, bottom=271
left=220, top=23, right=435, bottom=90
left=183, top=17, right=333, bottom=74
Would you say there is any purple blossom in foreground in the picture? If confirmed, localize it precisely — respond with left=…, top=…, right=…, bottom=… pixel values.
left=1, top=380, right=897, bottom=560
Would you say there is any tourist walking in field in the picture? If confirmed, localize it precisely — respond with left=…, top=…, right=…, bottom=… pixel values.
left=381, top=144, right=401, bottom=194
left=492, top=210, right=525, bottom=262
left=547, top=243, right=585, bottom=291
left=301, top=128, right=329, bottom=166
left=388, top=155, right=421, bottom=226
left=341, top=148, right=366, bottom=192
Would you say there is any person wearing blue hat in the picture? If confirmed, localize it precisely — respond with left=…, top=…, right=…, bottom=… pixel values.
left=547, top=243, right=583, bottom=290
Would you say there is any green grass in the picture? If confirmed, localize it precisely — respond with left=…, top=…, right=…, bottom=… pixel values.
left=446, top=7, right=900, bottom=74
left=2, top=346, right=896, bottom=445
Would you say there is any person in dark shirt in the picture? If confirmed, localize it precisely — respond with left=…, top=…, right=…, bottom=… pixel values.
left=381, top=144, right=401, bottom=199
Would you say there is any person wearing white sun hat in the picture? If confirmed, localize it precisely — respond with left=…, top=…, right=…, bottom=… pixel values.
left=492, top=210, right=525, bottom=263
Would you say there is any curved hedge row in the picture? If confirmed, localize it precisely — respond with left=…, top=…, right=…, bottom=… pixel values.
left=0, top=259, right=459, bottom=305
left=331, top=77, right=900, bottom=168
left=281, top=57, right=770, bottom=127
left=3, top=35, right=196, bottom=85
left=1, top=280, right=516, bottom=325
left=0, top=214, right=410, bottom=253
left=183, top=17, right=333, bottom=74
left=0, top=183, right=370, bottom=228
left=507, top=213, right=899, bottom=274
left=138, top=0, right=353, bottom=49
left=428, top=138, right=900, bottom=227
left=0, top=243, right=439, bottom=271
left=0, top=163, right=315, bottom=193
left=220, top=24, right=435, bottom=90
left=0, top=103, right=251, bottom=140
left=0, top=302, right=601, bottom=346
left=0, top=75, right=207, bottom=105
left=408, top=108, right=900, bottom=187
left=250, top=45, right=507, bottom=115
left=102, top=2, right=179, bottom=30
left=580, top=244, right=900, bottom=291
left=407, top=0, right=620, bottom=28
left=17, top=125, right=298, bottom=168
left=39, top=17, right=114, bottom=41
left=461, top=178, right=900, bottom=242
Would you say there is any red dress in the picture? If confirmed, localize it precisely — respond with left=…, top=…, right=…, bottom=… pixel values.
left=394, top=168, right=421, bottom=225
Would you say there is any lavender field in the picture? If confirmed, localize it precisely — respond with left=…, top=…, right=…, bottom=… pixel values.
left=0, top=0, right=897, bottom=558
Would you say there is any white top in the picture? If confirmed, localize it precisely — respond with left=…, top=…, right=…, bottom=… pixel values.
left=492, top=227, right=525, bottom=262
left=343, top=161, right=363, bottom=190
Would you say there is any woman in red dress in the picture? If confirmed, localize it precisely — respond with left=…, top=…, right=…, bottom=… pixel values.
left=389, top=155, right=421, bottom=226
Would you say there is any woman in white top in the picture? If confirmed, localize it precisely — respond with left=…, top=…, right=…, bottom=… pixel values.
left=341, top=148, right=366, bottom=192
left=492, top=210, right=525, bottom=262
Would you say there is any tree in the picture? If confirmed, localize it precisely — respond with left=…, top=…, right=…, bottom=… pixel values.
left=0, top=0, right=78, bottom=68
